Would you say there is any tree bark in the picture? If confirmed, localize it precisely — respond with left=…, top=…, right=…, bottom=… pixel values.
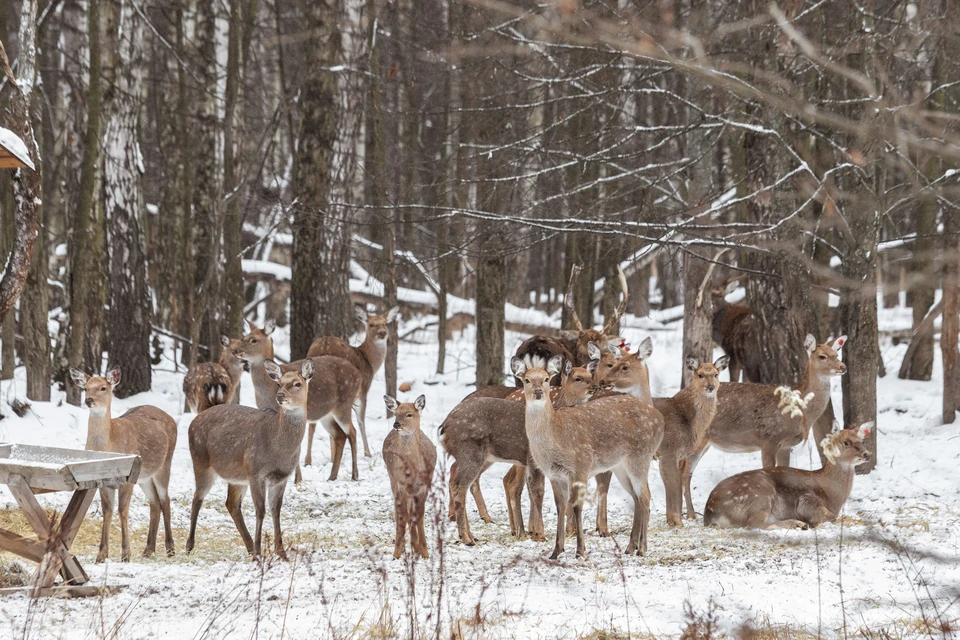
left=682, top=246, right=714, bottom=388
left=475, top=241, right=507, bottom=387
left=943, top=210, right=960, bottom=424
left=0, top=174, right=14, bottom=381
left=903, top=158, right=938, bottom=380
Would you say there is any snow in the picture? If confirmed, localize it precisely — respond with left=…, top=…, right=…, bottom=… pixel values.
left=0, top=316, right=957, bottom=637
left=0, top=126, right=35, bottom=170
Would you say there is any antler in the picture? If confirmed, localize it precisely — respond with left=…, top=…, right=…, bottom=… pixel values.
left=601, top=265, right=629, bottom=335
left=565, top=263, right=585, bottom=331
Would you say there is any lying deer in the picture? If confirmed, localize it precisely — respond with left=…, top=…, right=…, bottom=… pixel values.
left=308, top=305, right=399, bottom=457
left=183, top=335, right=245, bottom=413
left=704, top=423, right=871, bottom=529
left=443, top=360, right=597, bottom=542
left=710, top=279, right=760, bottom=383
left=651, top=356, right=727, bottom=527
left=681, top=335, right=847, bottom=520
left=383, top=394, right=436, bottom=559
left=233, top=320, right=362, bottom=481
left=516, top=355, right=664, bottom=559
left=70, top=366, right=178, bottom=562
left=186, top=359, right=314, bottom=560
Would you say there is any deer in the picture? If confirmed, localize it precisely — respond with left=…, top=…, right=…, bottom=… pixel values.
left=703, top=423, right=871, bottom=529
left=681, top=335, right=847, bottom=521
left=516, top=355, right=664, bottom=559
left=710, top=278, right=760, bottom=383
left=186, top=359, right=314, bottom=560
left=440, top=360, right=597, bottom=546
left=307, top=305, right=399, bottom=458
left=182, top=335, right=246, bottom=413
left=383, top=394, right=437, bottom=559
left=647, top=356, right=728, bottom=527
left=69, top=366, right=178, bottom=563
left=512, top=263, right=629, bottom=384
left=233, top=319, right=363, bottom=482
left=440, top=360, right=596, bottom=542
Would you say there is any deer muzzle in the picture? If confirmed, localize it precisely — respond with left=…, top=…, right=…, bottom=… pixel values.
left=85, top=398, right=94, bottom=407
left=393, top=421, right=402, bottom=430
left=276, top=392, right=287, bottom=404
left=838, top=364, right=847, bottom=375
left=533, top=390, right=543, bottom=400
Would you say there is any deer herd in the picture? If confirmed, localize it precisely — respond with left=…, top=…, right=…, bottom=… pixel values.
left=65, top=266, right=872, bottom=564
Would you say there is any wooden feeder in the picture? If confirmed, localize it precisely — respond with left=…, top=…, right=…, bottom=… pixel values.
left=0, top=126, right=35, bottom=170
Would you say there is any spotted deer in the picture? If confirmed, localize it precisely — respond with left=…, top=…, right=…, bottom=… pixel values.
left=187, top=359, right=314, bottom=559
left=182, top=335, right=245, bottom=413
left=704, top=423, right=871, bottom=529
left=383, top=394, right=437, bottom=559
left=682, top=335, right=847, bottom=520
left=441, top=360, right=597, bottom=546
left=308, top=305, right=400, bottom=457
left=69, top=367, right=178, bottom=562
left=516, top=355, right=664, bottom=559
left=233, top=320, right=363, bottom=482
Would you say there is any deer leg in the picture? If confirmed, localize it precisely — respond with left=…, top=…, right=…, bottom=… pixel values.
left=549, top=476, right=570, bottom=560
left=186, top=469, right=215, bottom=554
left=154, top=467, right=175, bottom=556
left=526, top=465, right=546, bottom=541
left=795, top=494, right=833, bottom=529
left=139, top=479, right=161, bottom=558
left=268, top=480, right=289, bottom=560
left=683, top=446, right=708, bottom=520
left=118, top=483, right=134, bottom=563
left=728, top=358, right=741, bottom=383
left=304, top=422, right=316, bottom=466
left=97, top=487, right=115, bottom=563
left=326, top=420, right=347, bottom=481
left=225, top=483, right=254, bottom=554
left=332, top=412, right=359, bottom=481
left=447, top=461, right=459, bottom=522
left=416, top=513, right=429, bottom=559
left=356, top=393, right=372, bottom=458
left=393, top=504, right=407, bottom=559
left=249, top=480, right=268, bottom=560
left=503, top=464, right=525, bottom=538
left=450, top=461, right=480, bottom=546
left=570, top=477, right=588, bottom=558
left=760, top=444, right=779, bottom=469
left=471, top=461, right=494, bottom=523
left=658, top=454, right=684, bottom=528
left=594, top=471, right=612, bottom=536
left=616, top=462, right=651, bottom=556
left=774, top=445, right=792, bottom=467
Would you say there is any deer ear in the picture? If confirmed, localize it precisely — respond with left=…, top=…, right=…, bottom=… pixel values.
left=355, top=306, right=368, bottom=323
left=263, top=319, right=276, bottom=336
left=264, top=359, right=282, bottom=383
left=564, top=360, right=573, bottom=377
left=684, top=356, right=699, bottom=372
left=832, top=335, right=847, bottom=350
left=804, top=334, right=817, bottom=355
left=414, top=395, right=426, bottom=412
left=69, top=367, right=89, bottom=387
left=510, top=356, right=527, bottom=377
left=220, top=334, right=231, bottom=347
left=586, top=359, right=599, bottom=375
left=635, top=336, right=653, bottom=360
left=714, top=355, right=730, bottom=372
left=547, top=354, right=563, bottom=376
left=857, top=421, right=873, bottom=439
left=105, top=367, right=121, bottom=387
left=386, top=306, right=400, bottom=323
left=560, top=330, right=578, bottom=341
left=383, top=395, right=398, bottom=413
left=300, top=359, right=314, bottom=381
left=587, top=341, right=601, bottom=361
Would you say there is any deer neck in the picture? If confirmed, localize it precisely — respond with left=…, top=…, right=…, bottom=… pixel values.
left=797, top=363, right=830, bottom=427
left=394, top=428, right=426, bottom=469
left=85, top=403, right=113, bottom=451
left=250, top=358, right=280, bottom=411
left=554, top=385, right=585, bottom=408
left=524, top=397, right=557, bottom=449
left=677, top=387, right=717, bottom=441
left=277, top=405, right=308, bottom=446
left=358, top=335, right=387, bottom=374
left=816, top=460, right=856, bottom=513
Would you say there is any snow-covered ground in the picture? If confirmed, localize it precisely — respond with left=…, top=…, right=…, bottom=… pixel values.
left=0, top=313, right=957, bottom=638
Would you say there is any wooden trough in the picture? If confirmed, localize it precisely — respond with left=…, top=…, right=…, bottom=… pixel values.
left=0, top=443, right=140, bottom=597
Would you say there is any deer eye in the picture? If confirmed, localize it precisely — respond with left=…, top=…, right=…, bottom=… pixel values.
left=406, top=413, right=413, bottom=418
left=698, top=374, right=703, bottom=379
left=819, top=354, right=826, bottom=360
left=843, top=442, right=850, bottom=447
left=295, top=383, right=302, bottom=388
left=251, top=339, right=258, bottom=344
left=524, top=378, right=529, bottom=384
left=100, top=387, right=107, bottom=392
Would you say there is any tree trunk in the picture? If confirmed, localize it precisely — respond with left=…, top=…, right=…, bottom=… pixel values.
left=903, top=159, right=937, bottom=380
left=0, top=174, right=14, bottom=380
left=290, top=0, right=352, bottom=359
left=475, top=243, right=507, bottom=387
left=682, top=246, right=714, bottom=388
left=383, top=216, right=398, bottom=398
left=943, top=210, right=960, bottom=424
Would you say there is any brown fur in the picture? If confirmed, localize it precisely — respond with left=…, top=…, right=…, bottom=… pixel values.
left=69, top=367, right=178, bottom=563
left=383, top=394, right=437, bottom=559
left=710, top=288, right=761, bottom=383
left=182, top=335, right=246, bottom=413
left=704, top=427, right=870, bottom=529
left=307, top=306, right=399, bottom=457
left=186, top=359, right=314, bottom=559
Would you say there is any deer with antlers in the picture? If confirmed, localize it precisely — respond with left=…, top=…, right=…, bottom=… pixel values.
left=704, top=423, right=871, bottom=529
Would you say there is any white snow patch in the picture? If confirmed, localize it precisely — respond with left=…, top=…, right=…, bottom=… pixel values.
left=0, top=126, right=34, bottom=170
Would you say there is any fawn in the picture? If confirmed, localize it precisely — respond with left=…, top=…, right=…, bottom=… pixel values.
left=182, top=335, right=245, bottom=413
left=186, top=359, right=314, bottom=560
left=681, top=334, right=847, bottom=520
left=308, top=305, right=399, bottom=457
left=383, top=394, right=437, bottom=559
left=516, top=354, right=664, bottom=559
left=704, top=423, right=871, bottom=529
left=70, top=366, right=178, bottom=562
left=233, top=319, right=362, bottom=481
left=442, top=360, right=597, bottom=544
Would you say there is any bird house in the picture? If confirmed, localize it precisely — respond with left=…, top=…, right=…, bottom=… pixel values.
left=0, top=126, right=35, bottom=170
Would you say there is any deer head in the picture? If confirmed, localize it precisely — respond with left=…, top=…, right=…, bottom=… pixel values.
left=384, top=394, right=426, bottom=436
left=512, top=353, right=563, bottom=403
left=807, top=334, right=847, bottom=379
left=819, top=422, right=871, bottom=467
left=685, top=355, right=729, bottom=397
left=563, top=263, right=629, bottom=363
left=358, top=305, right=400, bottom=344
left=266, top=358, right=313, bottom=410
left=70, top=366, right=121, bottom=413
left=233, top=319, right=276, bottom=363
